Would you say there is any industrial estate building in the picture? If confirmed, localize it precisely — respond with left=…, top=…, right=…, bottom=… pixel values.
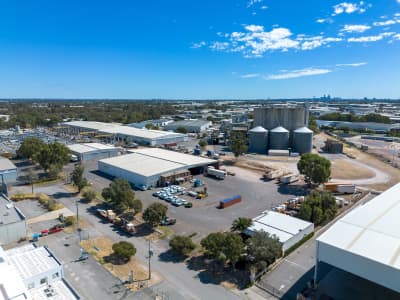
left=245, top=210, right=314, bottom=253
left=0, top=244, right=79, bottom=299
left=249, top=104, right=313, bottom=154
left=128, top=119, right=174, bottom=129
left=0, top=194, right=26, bottom=245
left=61, top=121, right=187, bottom=146
left=0, top=157, right=18, bottom=183
left=98, top=148, right=217, bottom=188
left=67, top=143, right=120, bottom=161
left=164, top=119, right=212, bottom=133
left=315, top=183, right=400, bottom=294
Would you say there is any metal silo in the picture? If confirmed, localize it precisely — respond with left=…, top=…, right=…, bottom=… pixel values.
left=249, top=126, right=268, bottom=154
left=293, top=127, right=313, bottom=154
left=269, top=126, right=289, bottom=150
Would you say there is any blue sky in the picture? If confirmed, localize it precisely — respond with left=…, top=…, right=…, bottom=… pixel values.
left=0, top=0, right=399, bottom=99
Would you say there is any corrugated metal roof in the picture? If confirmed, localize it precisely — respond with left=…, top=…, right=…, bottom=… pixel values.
left=100, top=125, right=185, bottom=140
left=132, top=148, right=217, bottom=167
left=247, top=210, right=313, bottom=243
left=68, top=143, right=118, bottom=154
left=270, top=126, right=289, bottom=133
left=0, top=158, right=16, bottom=171
left=317, top=183, right=400, bottom=270
left=294, top=127, right=313, bottom=133
left=99, top=153, right=186, bottom=177
left=249, top=126, right=267, bottom=133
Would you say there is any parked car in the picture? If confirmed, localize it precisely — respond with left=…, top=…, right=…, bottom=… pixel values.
left=160, top=217, right=176, bottom=226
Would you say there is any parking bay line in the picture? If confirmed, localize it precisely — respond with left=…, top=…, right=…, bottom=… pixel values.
left=283, top=259, right=308, bottom=271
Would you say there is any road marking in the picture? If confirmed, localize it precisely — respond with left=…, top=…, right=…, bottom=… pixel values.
left=75, top=277, right=80, bottom=281
left=70, top=272, right=75, bottom=276
left=279, top=284, right=285, bottom=291
left=284, top=259, right=307, bottom=271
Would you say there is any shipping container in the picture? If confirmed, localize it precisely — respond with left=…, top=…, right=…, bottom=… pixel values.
left=219, top=195, right=241, bottom=208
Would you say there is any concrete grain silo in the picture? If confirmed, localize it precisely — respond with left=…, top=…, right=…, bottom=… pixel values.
left=249, top=126, right=268, bottom=154
left=293, top=127, right=313, bottom=154
left=253, top=105, right=308, bottom=131
left=269, top=126, right=289, bottom=150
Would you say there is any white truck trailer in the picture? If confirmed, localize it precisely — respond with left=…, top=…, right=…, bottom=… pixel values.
left=206, top=166, right=226, bottom=179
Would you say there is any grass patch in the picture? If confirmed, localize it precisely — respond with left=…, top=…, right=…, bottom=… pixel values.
left=157, top=226, right=174, bottom=239
left=284, top=232, right=314, bottom=257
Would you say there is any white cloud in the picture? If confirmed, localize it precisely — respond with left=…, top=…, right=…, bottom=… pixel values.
left=247, top=0, right=262, bottom=8
left=260, top=5, right=268, bottom=10
left=393, top=33, right=400, bottom=40
left=332, top=2, right=369, bottom=16
left=297, top=36, right=342, bottom=50
left=191, top=41, right=206, bottom=48
left=341, top=24, right=371, bottom=33
left=336, top=62, right=367, bottom=67
left=209, top=42, right=230, bottom=50
left=395, top=13, right=400, bottom=17
left=241, top=73, right=260, bottom=78
left=347, top=32, right=394, bottom=42
left=245, top=24, right=264, bottom=32
left=265, top=68, right=332, bottom=80
left=373, top=20, right=397, bottom=26
left=317, top=19, right=326, bottom=23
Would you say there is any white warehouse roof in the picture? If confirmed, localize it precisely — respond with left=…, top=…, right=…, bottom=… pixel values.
left=316, top=183, right=400, bottom=293
left=99, top=153, right=186, bottom=177
left=99, top=125, right=185, bottom=140
left=246, top=210, right=313, bottom=244
left=131, top=148, right=217, bottom=167
left=0, top=157, right=17, bottom=171
left=68, top=143, right=118, bottom=154
left=61, top=121, right=121, bottom=131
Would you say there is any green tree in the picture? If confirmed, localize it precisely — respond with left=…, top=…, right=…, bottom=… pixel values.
left=112, top=241, right=136, bottom=263
left=297, top=153, right=331, bottom=186
left=142, top=203, right=168, bottom=227
left=131, top=199, right=143, bottom=214
left=82, top=186, right=96, bottom=202
left=198, top=140, right=208, bottom=147
left=169, top=235, right=196, bottom=256
left=201, top=232, right=244, bottom=267
left=231, top=217, right=253, bottom=232
left=298, top=190, right=337, bottom=225
left=102, top=178, right=136, bottom=212
left=71, top=164, right=88, bottom=192
left=17, top=137, right=45, bottom=160
left=175, top=126, right=188, bottom=134
left=230, top=131, right=248, bottom=157
left=35, top=142, right=71, bottom=174
left=246, top=231, right=282, bottom=267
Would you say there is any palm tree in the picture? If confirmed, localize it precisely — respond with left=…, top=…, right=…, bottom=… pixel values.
left=231, top=217, right=253, bottom=232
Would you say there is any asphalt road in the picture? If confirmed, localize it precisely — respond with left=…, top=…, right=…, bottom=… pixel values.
left=257, top=192, right=376, bottom=299
left=18, top=183, right=242, bottom=300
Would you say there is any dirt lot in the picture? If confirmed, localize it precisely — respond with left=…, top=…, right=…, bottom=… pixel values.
left=319, top=133, right=400, bottom=190
left=81, top=237, right=163, bottom=289
left=330, top=158, right=375, bottom=180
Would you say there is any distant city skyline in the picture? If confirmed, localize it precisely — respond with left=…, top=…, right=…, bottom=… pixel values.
left=0, top=0, right=399, bottom=99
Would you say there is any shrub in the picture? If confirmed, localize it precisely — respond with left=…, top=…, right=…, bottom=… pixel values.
left=82, top=186, right=96, bottom=202
left=64, top=216, right=76, bottom=226
left=112, top=241, right=136, bottom=263
left=169, top=235, right=196, bottom=256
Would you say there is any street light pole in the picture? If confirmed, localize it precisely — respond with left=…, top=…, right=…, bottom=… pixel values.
left=76, top=200, right=81, bottom=242
left=148, top=240, right=153, bottom=281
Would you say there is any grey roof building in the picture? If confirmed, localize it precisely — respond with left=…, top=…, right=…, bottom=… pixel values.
left=164, top=120, right=212, bottom=133
left=0, top=194, right=26, bottom=245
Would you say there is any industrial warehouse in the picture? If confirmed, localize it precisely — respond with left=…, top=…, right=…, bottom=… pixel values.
left=0, top=157, right=18, bottom=183
left=61, top=121, right=187, bottom=146
left=315, top=183, right=400, bottom=295
left=98, top=148, right=217, bottom=188
left=0, top=194, right=26, bottom=245
left=245, top=210, right=314, bottom=253
left=164, top=119, right=212, bottom=133
left=67, top=143, right=120, bottom=161
left=249, top=104, right=313, bottom=155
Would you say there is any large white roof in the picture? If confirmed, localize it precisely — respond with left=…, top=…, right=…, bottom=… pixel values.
left=99, top=125, right=185, bottom=140
left=62, top=121, right=121, bottom=131
left=317, top=183, right=400, bottom=270
left=247, top=210, right=313, bottom=243
left=99, top=153, right=187, bottom=177
left=132, top=148, right=217, bottom=167
left=0, top=157, right=16, bottom=171
left=6, top=245, right=60, bottom=280
left=68, top=143, right=117, bottom=154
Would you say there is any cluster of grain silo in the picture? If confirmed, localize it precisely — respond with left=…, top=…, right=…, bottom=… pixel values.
left=248, top=104, right=313, bottom=155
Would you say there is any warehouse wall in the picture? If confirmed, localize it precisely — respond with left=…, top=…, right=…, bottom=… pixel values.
left=282, top=223, right=314, bottom=252
left=0, top=169, right=17, bottom=183
left=317, top=241, right=400, bottom=293
left=0, top=219, right=27, bottom=244
left=98, top=161, right=151, bottom=188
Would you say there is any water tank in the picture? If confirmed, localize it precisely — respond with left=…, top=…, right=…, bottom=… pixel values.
left=293, top=127, right=313, bottom=154
left=269, top=126, right=289, bottom=150
left=248, top=126, right=268, bottom=154
left=253, top=105, right=307, bottom=131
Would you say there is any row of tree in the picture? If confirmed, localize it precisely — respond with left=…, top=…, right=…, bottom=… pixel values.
left=319, top=112, right=391, bottom=124
left=169, top=217, right=282, bottom=273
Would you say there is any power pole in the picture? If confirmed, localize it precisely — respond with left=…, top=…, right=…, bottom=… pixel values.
left=148, top=240, right=153, bottom=281
left=76, top=200, right=81, bottom=242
